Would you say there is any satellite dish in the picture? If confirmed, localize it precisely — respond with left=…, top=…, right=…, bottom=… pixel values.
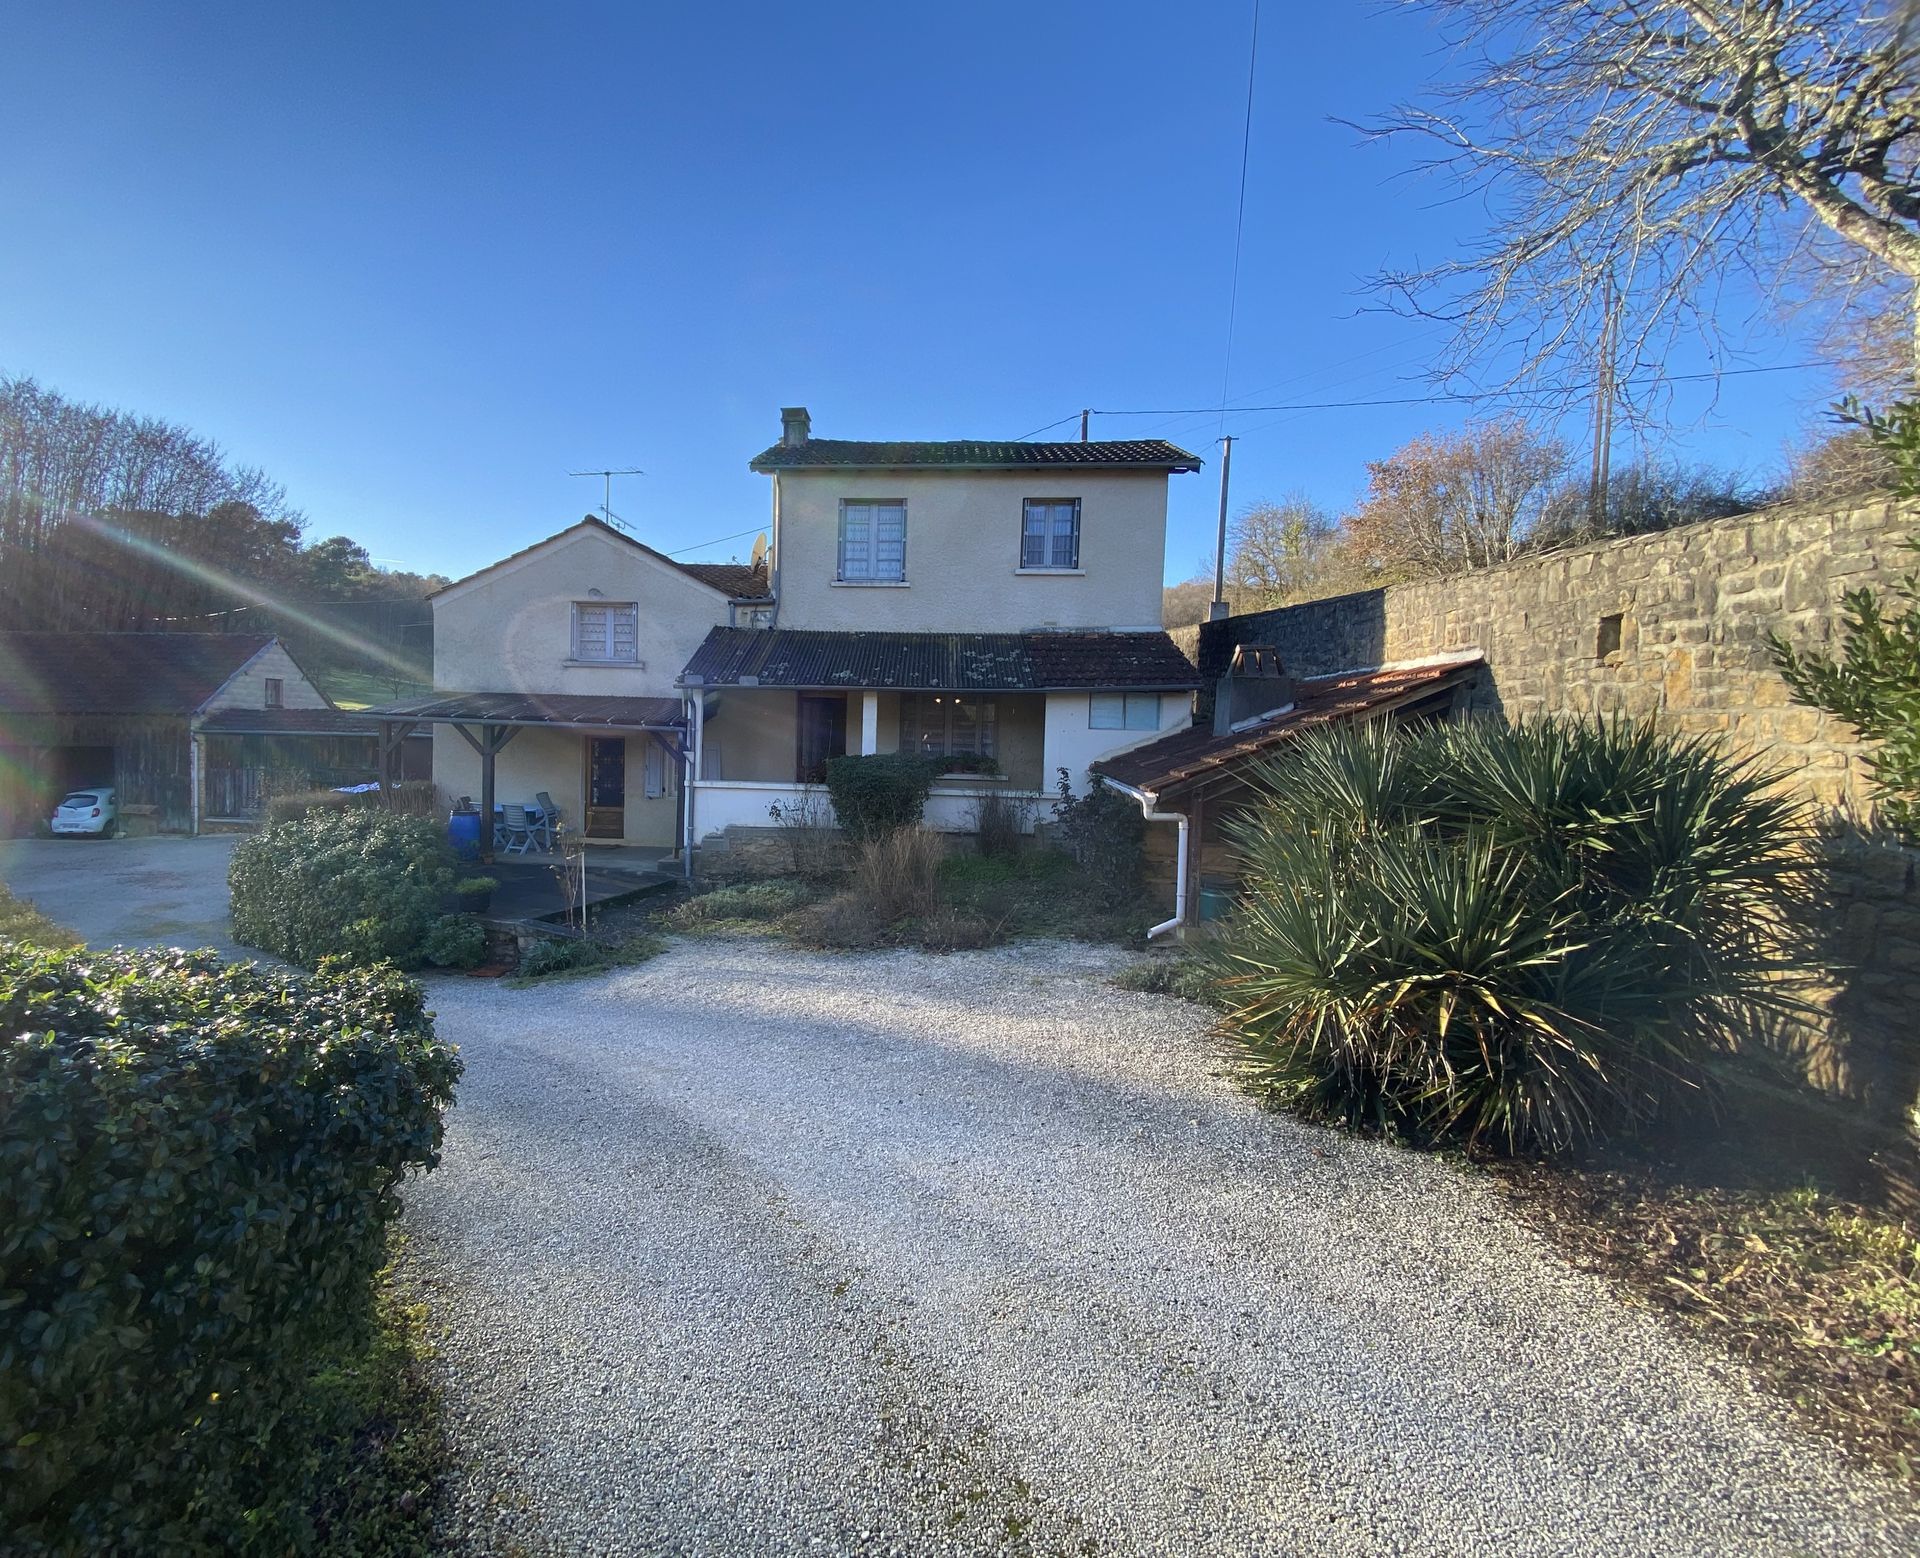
left=750, top=533, right=768, bottom=568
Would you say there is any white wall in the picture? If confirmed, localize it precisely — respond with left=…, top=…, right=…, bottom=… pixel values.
left=690, top=779, right=1042, bottom=838
left=205, top=642, right=332, bottom=712
left=434, top=524, right=730, bottom=698
left=772, top=468, right=1175, bottom=633
left=1042, top=690, right=1193, bottom=796
left=432, top=726, right=680, bottom=848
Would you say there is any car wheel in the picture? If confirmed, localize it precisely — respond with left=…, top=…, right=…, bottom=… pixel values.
left=100, top=821, right=117, bottom=839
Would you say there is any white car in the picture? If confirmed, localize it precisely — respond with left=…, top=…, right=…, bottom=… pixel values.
left=51, top=787, right=117, bottom=837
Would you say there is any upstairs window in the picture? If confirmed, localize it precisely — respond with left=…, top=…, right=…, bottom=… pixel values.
left=900, top=693, right=997, bottom=760
left=572, top=601, right=639, bottom=662
left=1089, top=691, right=1160, bottom=731
left=263, top=677, right=284, bottom=708
left=839, top=500, right=907, bottom=582
left=1021, top=499, right=1080, bottom=570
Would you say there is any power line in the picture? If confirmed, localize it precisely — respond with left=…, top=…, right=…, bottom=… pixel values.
left=668, top=524, right=763, bottom=557
left=1010, top=412, right=1085, bottom=441
left=1216, top=0, right=1262, bottom=442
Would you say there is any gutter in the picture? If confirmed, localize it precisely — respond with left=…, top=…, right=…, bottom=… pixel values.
left=1099, top=776, right=1187, bottom=940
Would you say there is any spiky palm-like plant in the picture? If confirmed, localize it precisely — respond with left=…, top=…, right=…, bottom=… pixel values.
left=1214, top=718, right=1814, bottom=1156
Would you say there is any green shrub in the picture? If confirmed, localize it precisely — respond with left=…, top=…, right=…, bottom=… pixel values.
left=422, top=913, right=487, bottom=969
left=669, top=878, right=815, bottom=929
left=1113, top=957, right=1217, bottom=1002
left=824, top=753, right=936, bottom=841
left=1051, top=768, right=1146, bottom=906
left=0, top=946, right=459, bottom=1553
left=263, top=782, right=441, bottom=827
left=1216, top=718, right=1814, bottom=1156
left=516, top=936, right=592, bottom=977
left=229, top=809, right=461, bottom=969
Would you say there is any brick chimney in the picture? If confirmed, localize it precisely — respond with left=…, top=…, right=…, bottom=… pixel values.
left=780, top=406, right=811, bottom=447
left=1212, top=643, right=1296, bottom=736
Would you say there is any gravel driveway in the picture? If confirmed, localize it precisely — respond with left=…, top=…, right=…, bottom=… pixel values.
left=0, top=835, right=247, bottom=956
left=405, top=939, right=1919, bottom=1557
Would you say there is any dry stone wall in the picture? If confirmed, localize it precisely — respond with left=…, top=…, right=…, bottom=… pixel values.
left=1198, top=497, right=1920, bottom=1175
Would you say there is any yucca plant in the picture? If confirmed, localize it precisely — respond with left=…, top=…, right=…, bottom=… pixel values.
left=1214, top=716, right=1815, bottom=1156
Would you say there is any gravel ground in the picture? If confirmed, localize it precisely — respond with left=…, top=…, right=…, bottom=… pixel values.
left=0, top=835, right=247, bottom=956
left=403, top=938, right=1920, bottom=1557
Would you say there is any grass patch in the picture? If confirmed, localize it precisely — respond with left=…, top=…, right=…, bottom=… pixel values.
left=1493, top=1164, right=1920, bottom=1481
left=312, top=666, right=430, bottom=712
left=1111, top=956, right=1218, bottom=1003
left=665, top=878, right=820, bottom=932
left=0, top=882, right=79, bottom=948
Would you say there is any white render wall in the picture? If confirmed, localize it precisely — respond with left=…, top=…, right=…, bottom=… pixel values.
left=1042, top=690, right=1193, bottom=796
left=434, top=525, right=731, bottom=698
left=431, top=725, right=681, bottom=848
left=205, top=642, right=332, bottom=712
left=772, top=468, right=1175, bottom=633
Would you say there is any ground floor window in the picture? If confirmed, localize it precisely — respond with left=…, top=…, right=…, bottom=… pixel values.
left=1089, top=692, right=1160, bottom=731
left=900, top=694, right=996, bottom=759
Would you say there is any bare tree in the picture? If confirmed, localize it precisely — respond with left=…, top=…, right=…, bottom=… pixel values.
left=1345, top=420, right=1569, bottom=576
left=1368, top=3, right=1920, bottom=393
left=1227, top=495, right=1350, bottom=608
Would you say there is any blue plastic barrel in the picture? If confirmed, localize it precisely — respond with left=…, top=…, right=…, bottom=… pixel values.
left=447, top=809, right=482, bottom=861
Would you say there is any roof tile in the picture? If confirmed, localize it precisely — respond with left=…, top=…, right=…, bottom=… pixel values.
left=749, top=439, right=1202, bottom=473
left=0, top=633, right=272, bottom=716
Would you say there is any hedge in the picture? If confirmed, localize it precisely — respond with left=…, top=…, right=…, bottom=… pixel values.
left=230, top=808, right=468, bottom=969
left=823, top=753, right=936, bottom=841
left=0, top=946, right=461, bottom=1554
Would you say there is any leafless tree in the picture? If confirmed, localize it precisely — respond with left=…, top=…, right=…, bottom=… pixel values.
left=1345, top=420, right=1569, bottom=576
left=1227, top=495, right=1351, bottom=607
left=1367, top=2, right=1920, bottom=395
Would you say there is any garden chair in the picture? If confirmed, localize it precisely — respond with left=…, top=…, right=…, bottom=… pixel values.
left=495, top=804, right=536, bottom=856
left=533, top=791, right=563, bottom=850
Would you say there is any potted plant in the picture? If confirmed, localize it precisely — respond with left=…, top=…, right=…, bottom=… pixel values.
left=454, top=875, right=498, bottom=916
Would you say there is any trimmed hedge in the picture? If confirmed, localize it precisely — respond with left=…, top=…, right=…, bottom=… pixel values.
left=823, top=753, right=936, bottom=841
left=0, top=946, right=460, bottom=1553
left=230, top=808, right=465, bottom=969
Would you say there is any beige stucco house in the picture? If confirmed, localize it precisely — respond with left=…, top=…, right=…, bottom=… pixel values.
left=372, top=407, right=1202, bottom=864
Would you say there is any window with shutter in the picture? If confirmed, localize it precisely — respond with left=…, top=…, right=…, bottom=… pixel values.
left=839, top=501, right=907, bottom=582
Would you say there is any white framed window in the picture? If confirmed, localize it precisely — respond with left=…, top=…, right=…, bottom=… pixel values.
left=900, top=694, right=997, bottom=759
left=1089, top=692, right=1160, bottom=731
left=1021, top=499, right=1080, bottom=570
left=572, top=601, right=639, bottom=662
left=839, top=500, right=907, bottom=582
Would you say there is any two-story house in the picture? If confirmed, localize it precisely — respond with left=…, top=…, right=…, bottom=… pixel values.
left=681, top=407, right=1201, bottom=837
left=372, top=407, right=1200, bottom=861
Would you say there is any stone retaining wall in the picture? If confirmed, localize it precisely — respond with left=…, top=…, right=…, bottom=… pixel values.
left=1199, top=497, right=1919, bottom=1188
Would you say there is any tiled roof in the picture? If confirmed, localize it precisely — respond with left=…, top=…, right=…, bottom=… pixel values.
left=677, top=558, right=771, bottom=599
left=196, top=706, right=397, bottom=737
left=0, top=632, right=271, bottom=716
left=749, top=439, right=1203, bottom=473
left=432, top=518, right=770, bottom=601
left=1093, top=654, right=1485, bottom=794
left=681, top=628, right=1200, bottom=692
left=361, top=690, right=685, bottom=729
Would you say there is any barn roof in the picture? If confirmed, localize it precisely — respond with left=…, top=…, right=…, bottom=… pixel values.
left=0, top=633, right=273, bottom=717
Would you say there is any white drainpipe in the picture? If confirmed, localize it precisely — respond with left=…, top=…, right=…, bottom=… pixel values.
left=1100, top=776, right=1187, bottom=939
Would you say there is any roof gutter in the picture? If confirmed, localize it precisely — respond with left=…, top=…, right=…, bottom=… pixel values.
left=1099, top=776, right=1187, bottom=941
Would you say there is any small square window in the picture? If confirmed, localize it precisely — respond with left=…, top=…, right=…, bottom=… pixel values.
left=263, top=677, right=283, bottom=709
left=573, top=602, right=640, bottom=662
left=1089, top=692, right=1160, bottom=731
left=1021, top=499, right=1080, bottom=570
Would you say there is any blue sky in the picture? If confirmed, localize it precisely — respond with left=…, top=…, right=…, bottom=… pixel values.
left=0, top=2, right=1846, bottom=586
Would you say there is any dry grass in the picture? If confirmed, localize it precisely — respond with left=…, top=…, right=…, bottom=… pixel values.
left=852, top=827, right=942, bottom=922
left=1494, top=1164, right=1920, bottom=1480
left=0, top=883, right=79, bottom=948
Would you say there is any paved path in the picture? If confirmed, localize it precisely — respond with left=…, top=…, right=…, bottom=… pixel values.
left=405, top=939, right=1919, bottom=1557
left=0, top=835, right=247, bottom=956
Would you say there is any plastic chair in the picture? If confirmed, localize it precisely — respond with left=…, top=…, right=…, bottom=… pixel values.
left=532, top=791, right=562, bottom=850
left=496, top=804, right=535, bottom=856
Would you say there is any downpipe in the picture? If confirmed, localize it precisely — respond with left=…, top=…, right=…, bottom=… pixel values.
left=1100, top=777, right=1186, bottom=940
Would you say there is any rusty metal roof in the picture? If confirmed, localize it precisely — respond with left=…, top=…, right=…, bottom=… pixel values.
left=681, top=628, right=1200, bottom=692
left=360, top=690, right=685, bottom=729
left=1094, top=654, right=1485, bottom=795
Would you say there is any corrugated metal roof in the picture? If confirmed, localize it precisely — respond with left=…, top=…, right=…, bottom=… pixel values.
left=360, top=690, right=685, bottom=729
left=1094, top=655, right=1485, bottom=794
left=749, top=438, right=1202, bottom=472
left=681, top=629, right=1200, bottom=691
left=0, top=632, right=271, bottom=716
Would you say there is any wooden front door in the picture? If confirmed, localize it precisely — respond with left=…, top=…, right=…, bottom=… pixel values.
left=586, top=737, right=626, bottom=838
left=795, top=696, right=847, bottom=783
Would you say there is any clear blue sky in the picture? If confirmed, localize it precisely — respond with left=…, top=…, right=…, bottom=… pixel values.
left=0, top=1, right=1845, bottom=586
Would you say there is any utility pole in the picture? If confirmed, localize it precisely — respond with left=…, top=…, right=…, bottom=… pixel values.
left=1209, top=436, right=1235, bottom=622
left=1079, top=409, right=1090, bottom=443
left=569, top=467, right=645, bottom=531
left=1587, top=271, right=1616, bottom=534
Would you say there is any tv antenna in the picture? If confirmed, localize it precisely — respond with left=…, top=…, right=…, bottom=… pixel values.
left=569, top=466, right=644, bottom=532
